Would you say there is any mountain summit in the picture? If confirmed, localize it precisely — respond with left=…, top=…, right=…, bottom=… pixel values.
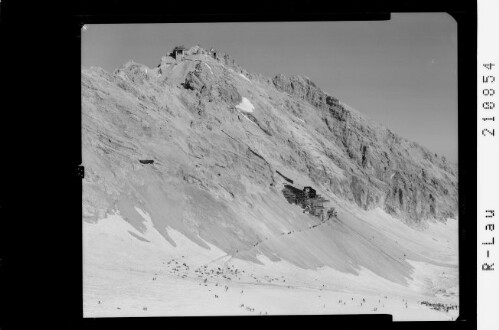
left=82, top=45, right=458, bottom=319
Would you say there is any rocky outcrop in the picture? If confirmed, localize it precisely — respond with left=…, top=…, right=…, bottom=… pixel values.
left=183, top=63, right=212, bottom=98
left=209, top=49, right=238, bottom=68
left=272, top=74, right=341, bottom=111
left=272, top=73, right=457, bottom=221
left=217, top=82, right=241, bottom=105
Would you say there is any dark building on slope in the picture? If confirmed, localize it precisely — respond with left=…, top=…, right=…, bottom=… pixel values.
left=282, top=184, right=328, bottom=219
left=171, top=45, right=187, bottom=59
left=303, top=186, right=316, bottom=198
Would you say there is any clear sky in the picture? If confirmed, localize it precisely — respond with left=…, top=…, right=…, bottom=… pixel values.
left=82, top=13, right=458, bottom=163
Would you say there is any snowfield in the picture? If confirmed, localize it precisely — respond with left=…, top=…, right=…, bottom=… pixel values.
left=84, top=207, right=458, bottom=320
left=236, top=97, right=255, bottom=113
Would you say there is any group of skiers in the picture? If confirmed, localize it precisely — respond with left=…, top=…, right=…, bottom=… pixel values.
left=420, top=300, right=458, bottom=313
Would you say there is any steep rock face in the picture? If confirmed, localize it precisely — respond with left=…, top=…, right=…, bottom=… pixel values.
left=183, top=63, right=210, bottom=94
left=271, top=73, right=457, bottom=222
left=272, top=74, right=341, bottom=111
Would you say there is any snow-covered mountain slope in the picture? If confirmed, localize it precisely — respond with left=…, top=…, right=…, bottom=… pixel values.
left=82, top=45, right=458, bottom=319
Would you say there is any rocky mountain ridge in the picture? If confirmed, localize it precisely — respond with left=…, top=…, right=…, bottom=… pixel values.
left=83, top=45, right=457, bottom=228
left=271, top=72, right=457, bottom=222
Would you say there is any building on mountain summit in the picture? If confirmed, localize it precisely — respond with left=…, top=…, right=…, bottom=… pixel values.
left=171, top=45, right=187, bottom=59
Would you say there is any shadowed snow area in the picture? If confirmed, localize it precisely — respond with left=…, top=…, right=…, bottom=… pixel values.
left=82, top=45, right=458, bottom=319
